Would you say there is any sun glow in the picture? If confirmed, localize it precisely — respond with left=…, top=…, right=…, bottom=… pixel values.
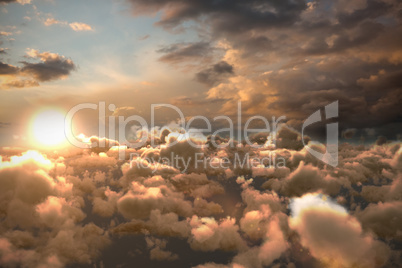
left=31, top=109, right=67, bottom=147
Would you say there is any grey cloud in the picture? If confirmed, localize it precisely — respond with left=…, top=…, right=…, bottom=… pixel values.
left=127, top=0, right=307, bottom=32
left=127, top=0, right=402, bottom=134
left=196, top=61, right=234, bottom=86
left=157, top=42, right=213, bottom=63
left=0, top=50, right=76, bottom=88
left=376, top=135, right=387, bottom=145
left=342, top=128, right=357, bottom=139
left=265, top=57, right=402, bottom=129
left=170, top=96, right=227, bottom=108
left=336, top=0, right=392, bottom=28
left=0, top=62, right=18, bottom=75
left=21, top=57, right=76, bottom=82
left=301, top=20, right=385, bottom=56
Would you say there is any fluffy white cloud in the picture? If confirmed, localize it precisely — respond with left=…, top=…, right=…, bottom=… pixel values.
left=117, top=181, right=192, bottom=219
left=189, top=216, right=247, bottom=251
left=289, top=193, right=390, bottom=267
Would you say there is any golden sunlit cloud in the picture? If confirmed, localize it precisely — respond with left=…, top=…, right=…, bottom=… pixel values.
left=69, top=22, right=93, bottom=31
left=31, top=109, right=67, bottom=147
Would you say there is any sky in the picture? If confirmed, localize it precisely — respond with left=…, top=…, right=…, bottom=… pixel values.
left=0, top=0, right=401, bottom=146
left=0, top=0, right=402, bottom=268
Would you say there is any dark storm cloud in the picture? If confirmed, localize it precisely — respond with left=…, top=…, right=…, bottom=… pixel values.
left=196, top=61, right=234, bottom=86
left=300, top=21, right=385, bottom=56
left=357, top=69, right=402, bottom=93
left=265, top=56, right=402, bottom=129
left=170, top=96, right=226, bottom=106
left=234, top=35, right=274, bottom=57
left=128, top=0, right=402, bottom=135
left=20, top=50, right=76, bottom=82
left=336, top=0, right=392, bottom=27
left=0, top=62, right=18, bottom=75
left=20, top=60, right=75, bottom=82
left=342, top=128, right=357, bottom=139
left=157, top=42, right=213, bottom=63
left=128, top=0, right=307, bottom=32
left=0, top=50, right=76, bottom=88
left=375, top=135, right=387, bottom=145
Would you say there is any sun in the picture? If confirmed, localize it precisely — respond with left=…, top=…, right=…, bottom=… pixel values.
left=31, top=109, right=67, bottom=147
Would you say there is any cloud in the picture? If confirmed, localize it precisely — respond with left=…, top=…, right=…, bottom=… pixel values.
left=157, top=42, right=213, bottom=64
left=36, top=196, right=85, bottom=228
left=0, top=126, right=401, bottom=267
left=0, top=31, right=12, bottom=36
left=0, top=150, right=110, bottom=267
left=189, top=216, right=247, bottom=251
left=342, top=128, right=357, bottom=139
left=112, top=209, right=191, bottom=238
left=21, top=49, right=76, bottom=81
left=69, top=22, right=93, bottom=31
left=0, top=49, right=76, bottom=89
left=112, top=106, right=138, bottom=117
left=0, top=0, right=30, bottom=5
left=239, top=206, right=270, bottom=240
left=44, top=18, right=65, bottom=26
left=138, top=34, right=150, bottom=40
left=289, top=193, right=390, bottom=268
left=0, top=61, right=40, bottom=88
left=357, top=201, right=402, bottom=240
left=170, top=173, right=224, bottom=198
left=289, top=193, right=347, bottom=218
left=42, top=17, right=93, bottom=32
left=117, top=181, right=193, bottom=219
left=233, top=216, right=288, bottom=268
left=145, top=237, right=179, bottom=261
left=2, top=79, right=39, bottom=88
left=170, top=96, right=227, bottom=107
left=196, top=61, right=234, bottom=86
left=0, top=62, right=18, bottom=74
left=92, top=188, right=121, bottom=218
left=266, top=161, right=342, bottom=197
left=124, top=0, right=402, bottom=134
left=126, top=0, right=306, bottom=32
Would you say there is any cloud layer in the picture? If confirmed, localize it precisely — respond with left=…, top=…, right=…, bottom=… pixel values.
left=0, top=126, right=401, bottom=267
